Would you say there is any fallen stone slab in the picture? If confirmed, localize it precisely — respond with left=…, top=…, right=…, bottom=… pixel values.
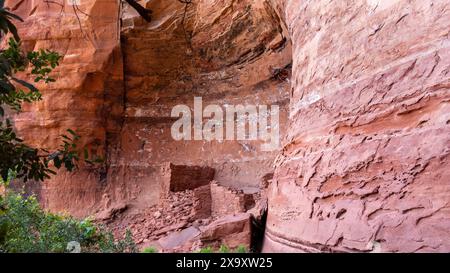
left=200, top=213, right=252, bottom=249
left=94, top=203, right=128, bottom=222
left=158, top=226, right=201, bottom=250
left=154, top=221, right=188, bottom=236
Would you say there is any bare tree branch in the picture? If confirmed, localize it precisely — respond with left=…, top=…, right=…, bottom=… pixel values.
left=179, top=0, right=193, bottom=50
left=124, top=0, right=152, bottom=22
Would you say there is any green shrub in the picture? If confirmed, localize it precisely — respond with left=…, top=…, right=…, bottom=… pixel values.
left=97, top=230, right=137, bottom=253
left=0, top=191, right=136, bottom=253
left=235, top=245, right=248, bottom=253
left=196, top=245, right=249, bottom=253
left=219, top=245, right=230, bottom=253
left=198, top=246, right=213, bottom=253
left=142, top=246, right=158, bottom=253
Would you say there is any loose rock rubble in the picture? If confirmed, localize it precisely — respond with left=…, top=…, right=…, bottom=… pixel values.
left=98, top=177, right=268, bottom=252
left=102, top=190, right=198, bottom=246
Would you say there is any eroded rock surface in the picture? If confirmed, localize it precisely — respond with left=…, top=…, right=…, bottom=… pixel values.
left=107, top=0, right=291, bottom=212
left=7, top=0, right=291, bottom=217
left=5, top=0, right=123, bottom=217
left=264, top=0, right=450, bottom=252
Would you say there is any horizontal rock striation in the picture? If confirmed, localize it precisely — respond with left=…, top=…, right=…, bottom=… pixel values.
left=264, top=0, right=450, bottom=252
left=5, top=0, right=122, bottom=217
left=105, top=0, right=292, bottom=211
left=7, top=0, right=291, bottom=216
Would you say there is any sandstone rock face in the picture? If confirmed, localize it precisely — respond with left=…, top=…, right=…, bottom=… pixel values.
left=264, top=0, right=450, bottom=252
left=6, top=0, right=122, bottom=217
left=7, top=0, right=291, bottom=216
left=107, top=0, right=291, bottom=211
left=7, top=0, right=450, bottom=253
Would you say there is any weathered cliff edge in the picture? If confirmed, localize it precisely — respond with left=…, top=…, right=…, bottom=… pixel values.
left=264, top=0, right=450, bottom=252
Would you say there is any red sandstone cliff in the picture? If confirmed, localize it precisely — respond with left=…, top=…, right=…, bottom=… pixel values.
left=264, top=0, right=450, bottom=253
left=5, top=0, right=123, bottom=216
left=5, top=0, right=450, bottom=252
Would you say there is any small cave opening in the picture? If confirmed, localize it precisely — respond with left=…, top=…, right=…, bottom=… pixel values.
left=251, top=205, right=269, bottom=253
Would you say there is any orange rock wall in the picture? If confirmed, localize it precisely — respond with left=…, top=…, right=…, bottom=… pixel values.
left=6, top=0, right=122, bottom=217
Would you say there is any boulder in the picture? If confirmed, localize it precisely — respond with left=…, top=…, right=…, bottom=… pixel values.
left=200, top=213, right=252, bottom=249
left=158, top=226, right=201, bottom=250
left=94, top=204, right=128, bottom=222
